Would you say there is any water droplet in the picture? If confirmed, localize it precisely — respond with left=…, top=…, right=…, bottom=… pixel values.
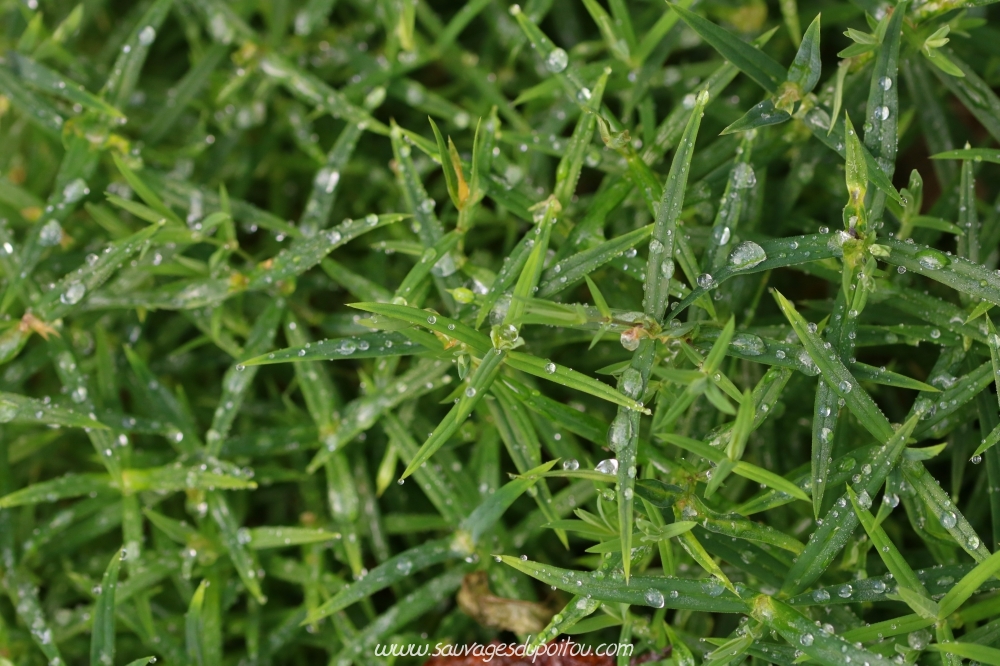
left=62, top=178, right=89, bottom=203
left=727, top=241, right=767, bottom=270
left=839, top=380, right=852, bottom=393
left=838, top=584, right=853, bottom=598
left=396, top=559, right=412, bottom=574
left=880, top=76, right=892, bottom=90
left=857, top=490, right=872, bottom=510
left=644, top=589, right=665, bottom=608
left=812, top=589, right=830, bottom=602
left=60, top=282, right=86, bottom=305
left=464, top=387, right=477, bottom=398
left=712, top=226, right=731, bottom=245
left=733, top=162, right=756, bottom=189
left=562, top=459, right=579, bottom=471
left=696, top=273, right=716, bottom=289
left=620, top=368, right=642, bottom=399
left=138, top=25, right=156, bottom=46
left=916, top=248, right=949, bottom=270
left=940, top=511, right=957, bottom=529
left=546, top=48, right=568, bottom=73
left=620, top=327, right=641, bottom=351
left=39, top=220, right=63, bottom=247
left=730, top=333, right=766, bottom=356
left=607, top=417, right=631, bottom=451
left=877, top=106, right=890, bottom=121
left=800, top=633, right=814, bottom=646
left=596, top=458, right=618, bottom=475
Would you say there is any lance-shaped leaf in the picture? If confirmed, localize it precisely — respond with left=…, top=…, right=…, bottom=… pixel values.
left=401, top=350, right=505, bottom=479
left=932, top=147, right=1000, bottom=164
left=644, top=88, right=709, bottom=321
left=749, top=595, right=895, bottom=666
left=773, top=289, right=893, bottom=442
left=506, top=352, right=648, bottom=413
left=0, top=473, right=111, bottom=508
left=499, top=555, right=749, bottom=612
left=780, top=412, right=919, bottom=595
left=901, top=458, right=989, bottom=559
left=207, top=492, right=266, bottom=604
left=0, top=392, right=107, bottom=429
left=669, top=5, right=785, bottom=94
left=91, top=549, right=123, bottom=666
left=303, top=537, right=457, bottom=624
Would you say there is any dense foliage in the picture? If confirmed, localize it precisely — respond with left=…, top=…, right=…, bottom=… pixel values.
left=2, top=0, right=1000, bottom=664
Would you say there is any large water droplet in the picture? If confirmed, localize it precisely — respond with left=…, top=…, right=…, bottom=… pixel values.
left=733, top=162, right=756, bottom=189
left=800, top=633, right=814, bottom=646
left=727, top=241, right=766, bottom=270
left=0, top=399, right=18, bottom=423
left=620, top=368, right=643, bottom=399
left=62, top=178, right=90, bottom=203
left=644, top=589, right=665, bottom=608
left=607, top=417, right=631, bottom=451
left=915, top=248, right=949, bottom=271
left=940, top=511, right=957, bottom=529
left=546, top=48, right=568, bottom=73
left=61, top=282, right=86, bottom=305
left=138, top=25, right=157, bottom=46
left=562, top=459, right=579, bottom=471
left=730, top=333, right=766, bottom=356
left=39, top=220, right=63, bottom=247
left=595, top=458, right=618, bottom=475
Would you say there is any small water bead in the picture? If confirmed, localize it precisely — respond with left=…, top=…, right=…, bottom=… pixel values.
left=712, top=226, right=731, bottom=245
left=880, top=76, right=892, bottom=90
left=971, top=454, right=983, bottom=464
left=396, top=559, right=413, bottom=575
left=897, top=266, right=906, bottom=274
left=728, top=241, right=767, bottom=270
left=649, top=239, right=664, bottom=254
left=838, top=584, right=853, bottom=598
left=644, top=589, right=665, bottom=608
left=562, top=459, right=579, bottom=471
left=800, top=634, right=814, bottom=647
left=545, top=48, right=568, bottom=73
left=876, top=106, right=890, bottom=121
left=544, top=362, right=557, bottom=374
left=696, top=273, right=716, bottom=289
left=60, top=282, right=86, bottom=305
left=595, top=458, right=618, bottom=475
left=839, top=380, right=853, bottom=393
left=940, top=511, right=957, bottom=529
left=856, top=490, right=872, bottom=510
left=812, top=589, right=830, bottom=602
left=464, top=387, right=477, bottom=398
left=968, top=535, right=981, bottom=549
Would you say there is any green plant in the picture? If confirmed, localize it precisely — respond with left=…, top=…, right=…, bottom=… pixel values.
left=1, top=0, right=1000, bottom=663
